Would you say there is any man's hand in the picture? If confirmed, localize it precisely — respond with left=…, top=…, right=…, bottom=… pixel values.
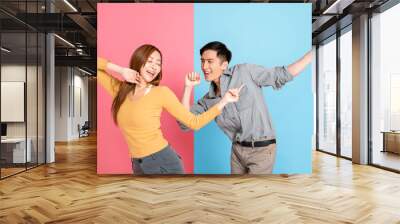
left=185, top=72, right=201, bottom=87
left=221, top=84, right=244, bottom=103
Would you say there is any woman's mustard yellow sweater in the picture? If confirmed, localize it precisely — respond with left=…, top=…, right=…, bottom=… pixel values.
left=97, top=58, right=221, bottom=158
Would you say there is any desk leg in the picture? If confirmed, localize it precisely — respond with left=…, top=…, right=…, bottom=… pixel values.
left=382, top=133, right=386, bottom=152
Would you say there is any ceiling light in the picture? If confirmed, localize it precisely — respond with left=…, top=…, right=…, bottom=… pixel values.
left=323, top=0, right=354, bottom=15
left=63, top=0, right=78, bottom=12
left=1, top=47, right=11, bottom=53
left=54, top=34, right=75, bottom=48
left=78, top=67, right=93, bottom=76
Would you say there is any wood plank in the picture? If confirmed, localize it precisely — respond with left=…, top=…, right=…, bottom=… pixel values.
left=0, top=134, right=399, bottom=223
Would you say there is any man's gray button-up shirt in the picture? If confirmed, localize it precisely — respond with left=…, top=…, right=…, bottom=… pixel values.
left=179, top=63, right=293, bottom=142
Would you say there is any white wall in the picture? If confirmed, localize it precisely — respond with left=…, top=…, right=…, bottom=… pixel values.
left=72, top=73, right=89, bottom=138
left=1, top=63, right=46, bottom=164
left=54, top=67, right=89, bottom=141
left=55, top=66, right=69, bottom=141
left=1, top=65, right=38, bottom=138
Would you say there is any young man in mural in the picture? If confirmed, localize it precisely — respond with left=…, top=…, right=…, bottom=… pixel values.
left=179, top=41, right=312, bottom=174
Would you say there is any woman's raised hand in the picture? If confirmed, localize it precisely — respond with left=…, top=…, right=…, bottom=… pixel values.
left=121, top=67, right=140, bottom=84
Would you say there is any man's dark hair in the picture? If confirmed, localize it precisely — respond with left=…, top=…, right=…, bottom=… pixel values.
left=200, top=41, right=232, bottom=63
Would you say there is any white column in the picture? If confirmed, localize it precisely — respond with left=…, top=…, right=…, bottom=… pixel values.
left=352, top=14, right=369, bottom=164
left=46, top=33, right=55, bottom=163
left=45, top=1, right=55, bottom=163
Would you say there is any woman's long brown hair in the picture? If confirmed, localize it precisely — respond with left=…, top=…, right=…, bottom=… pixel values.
left=111, top=44, right=163, bottom=124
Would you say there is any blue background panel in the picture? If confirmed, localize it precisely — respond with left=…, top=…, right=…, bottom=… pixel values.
left=193, top=4, right=312, bottom=174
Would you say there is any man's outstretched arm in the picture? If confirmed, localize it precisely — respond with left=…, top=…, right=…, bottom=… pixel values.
left=287, top=51, right=312, bottom=77
left=246, top=50, right=312, bottom=89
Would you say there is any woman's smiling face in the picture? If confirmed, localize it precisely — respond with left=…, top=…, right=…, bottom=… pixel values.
left=139, top=50, right=162, bottom=83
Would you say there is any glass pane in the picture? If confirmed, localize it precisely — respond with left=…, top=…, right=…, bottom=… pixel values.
left=318, top=37, right=337, bottom=154
left=0, top=1, right=46, bottom=178
left=371, top=3, right=400, bottom=171
left=26, top=0, right=41, bottom=168
left=340, top=29, right=352, bottom=158
left=38, top=32, right=45, bottom=165
left=27, top=31, right=38, bottom=169
left=1, top=30, right=27, bottom=177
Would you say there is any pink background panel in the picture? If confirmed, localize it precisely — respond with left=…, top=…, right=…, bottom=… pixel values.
left=97, top=3, right=194, bottom=174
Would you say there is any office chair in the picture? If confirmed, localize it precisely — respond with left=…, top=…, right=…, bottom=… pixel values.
left=79, top=121, right=90, bottom=138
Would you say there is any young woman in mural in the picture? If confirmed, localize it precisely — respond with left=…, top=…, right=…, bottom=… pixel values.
left=98, top=44, right=243, bottom=175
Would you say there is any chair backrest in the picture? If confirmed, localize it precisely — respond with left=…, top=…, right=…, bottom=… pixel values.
left=82, top=121, right=90, bottom=129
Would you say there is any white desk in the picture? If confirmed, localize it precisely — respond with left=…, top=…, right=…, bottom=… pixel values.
left=1, top=138, right=31, bottom=163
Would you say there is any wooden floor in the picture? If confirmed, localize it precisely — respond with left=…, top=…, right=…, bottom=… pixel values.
left=373, top=150, right=400, bottom=171
left=0, top=167, right=26, bottom=178
left=1, top=135, right=400, bottom=224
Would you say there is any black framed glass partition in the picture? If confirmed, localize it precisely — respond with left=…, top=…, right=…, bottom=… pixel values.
left=339, top=26, right=353, bottom=159
left=370, top=2, right=400, bottom=172
left=0, top=2, right=28, bottom=178
left=316, top=0, right=400, bottom=172
left=0, top=0, right=46, bottom=179
left=316, top=24, right=354, bottom=160
left=317, top=35, right=337, bottom=155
